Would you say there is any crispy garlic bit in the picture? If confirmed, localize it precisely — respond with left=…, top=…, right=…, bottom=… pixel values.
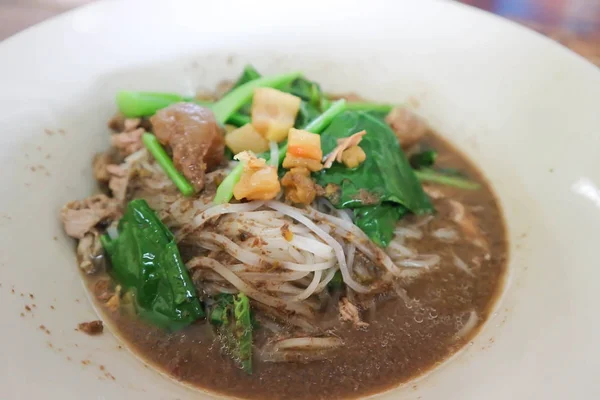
left=233, top=151, right=281, bottom=201
left=282, top=129, right=324, bottom=172
left=225, top=123, right=270, bottom=154
left=281, top=167, right=318, bottom=205
left=251, top=88, right=301, bottom=143
left=341, top=145, right=366, bottom=168
left=323, top=130, right=367, bottom=168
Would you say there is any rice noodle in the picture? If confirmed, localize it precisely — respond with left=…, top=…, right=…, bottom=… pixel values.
left=397, top=255, right=440, bottom=268
left=455, top=310, right=478, bottom=339
left=432, top=227, right=459, bottom=242
left=452, top=254, right=474, bottom=276
left=314, top=268, right=337, bottom=293
left=196, top=231, right=335, bottom=272
left=293, top=270, right=322, bottom=301
left=394, top=226, right=423, bottom=239
left=265, top=201, right=370, bottom=293
left=387, top=240, right=417, bottom=258
left=178, top=201, right=265, bottom=240
left=187, top=257, right=314, bottom=318
left=238, top=271, right=310, bottom=281
left=269, top=141, right=279, bottom=168
left=259, top=349, right=332, bottom=363
left=289, top=236, right=335, bottom=259
left=273, top=337, right=343, bottom=351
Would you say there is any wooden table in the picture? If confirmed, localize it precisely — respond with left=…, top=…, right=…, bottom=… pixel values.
left=1, top=0, right=599, bottom=65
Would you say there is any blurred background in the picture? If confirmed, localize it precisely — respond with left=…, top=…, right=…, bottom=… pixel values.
left=1, top=0, right=599, bottom=65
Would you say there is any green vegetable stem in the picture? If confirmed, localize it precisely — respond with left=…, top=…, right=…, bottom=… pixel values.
left=142, top=133, right=195, bottom=196
left=415, top=168, right=481, bottom=190
left=208, top=293, right=253, bottom=373
left=409, top=150, right=438, bottom=169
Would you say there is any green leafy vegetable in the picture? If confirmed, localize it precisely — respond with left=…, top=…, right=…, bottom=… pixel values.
left=208, top=293, right=253, bottom=374
left=281, top=77, right=323, bottom=105
left=223, top=65, right=262, bottom=117
left=316, top=110, right=433, bottom=213
left=295, top=101, right=322, bottom=129
left=101, top=199, right=204, bottom=331
left=314, top=110, right=432, bottom=246
left=415, top=168, right=481, bottom=190
left=228, top=65, right=261, bottom=91
left=213, top=99, right=347, bottom=204
left=353, top=203, right=408, bottom=247
left=345, top=102, right=394, bottom=114
left=142, top=133, right=194, bottom=196
left=226, top=113, right=251, bottom=127
left=234, top=294, right=253, bottom=373
left=409, top=150, right=438, bottom=169
left=328, top=270, right=343, bottom=290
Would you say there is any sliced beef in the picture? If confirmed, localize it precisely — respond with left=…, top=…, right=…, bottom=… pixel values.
left=93, top=152, right=114, bottom=183
left=61, top=194, right=121, bottom=239
left=77, top=230, right=104, bottom=274
left=150, top=103, right=224, bottom=191
left=111, top=128, right=144, bottom=156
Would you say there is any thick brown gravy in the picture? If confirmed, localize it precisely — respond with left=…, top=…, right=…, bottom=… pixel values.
left=84, top=132, right=508, bottom=400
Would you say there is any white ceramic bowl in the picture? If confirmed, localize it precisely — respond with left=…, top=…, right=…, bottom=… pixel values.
left=1, top=0, right=599, bottom=398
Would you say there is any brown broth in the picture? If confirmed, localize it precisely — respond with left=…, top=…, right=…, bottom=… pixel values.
left=84, top=132, right=508, bottom=400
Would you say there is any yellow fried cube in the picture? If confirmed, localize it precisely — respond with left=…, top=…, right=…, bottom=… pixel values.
left=251, top=88, right=301, bottom=143
left=225, top=123, right=270, bottom=154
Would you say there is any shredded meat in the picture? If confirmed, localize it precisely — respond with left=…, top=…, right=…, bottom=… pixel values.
left=77, top=230, right=104, bottom=274
left=281, top=167, right=318, bottom=205
left=448, top=199, right=488, bottom=251
left=233, top=152, right=280, bottom=201
left=61, top=195, right=121, bottom=239
left=123, top=118, right=141, bottom=132
left=109, top=113, right=141, bottom=132
left=111, top=127, right=144, bottom=156
left=385, top=107, right=429, bottom=149
left=93, top=279, right=114, bottom=302
left=108, top=113, right=126, bottom=132
left=105, top=285, right=122, bottom=312
left=93, top=152, right=114, bottom=182
left=423, top=185, right=446, bottom=200
left=323, top=130, right=366, bottom=168
left=150, top=103, right=224, bottom=191
left=339, top=298, right=369, bottom=329
left=77, top=320, right=104, bottom=335
left=105, top=164, right=129, bottom=203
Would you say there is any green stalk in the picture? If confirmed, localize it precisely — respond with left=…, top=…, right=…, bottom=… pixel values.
left=116, top=72, right=301, bottom=123
left=142, top=133, right=195, bottom=196
left=344, top=102, right=394, bottom=113
left=226, top=113, right=252, bottom=127
left=213, top=99, right=347, bottom=204
left=414, top=168, right=481, bottom=190
left=117, top=92, right=190, bottom=118
left=210, top=72, right=301, bottom=123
